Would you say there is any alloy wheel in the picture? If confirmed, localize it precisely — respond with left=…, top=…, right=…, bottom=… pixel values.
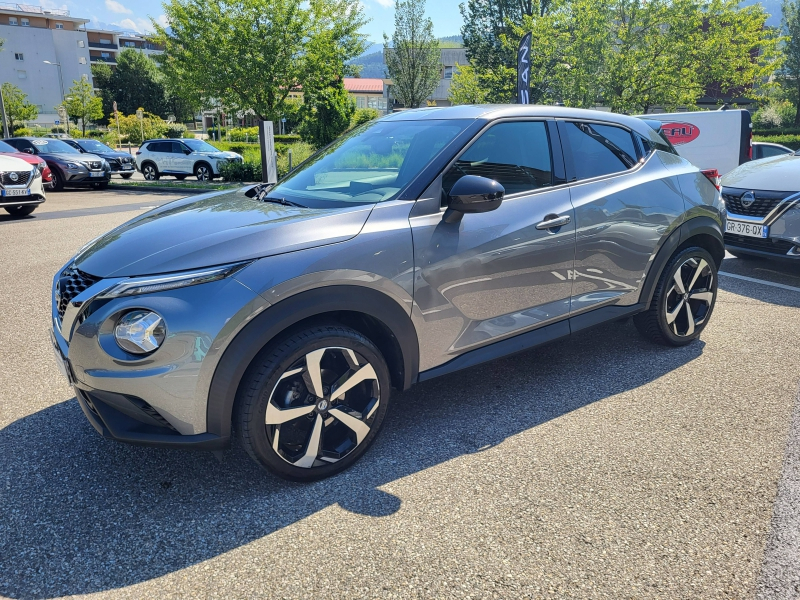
left=664, top=256, right=715, bottom=337
left=143, top=165, right=157, bottom=180
left=195, top=165, right=210, bottom=181
left=265, top=347, right=380, bottom=469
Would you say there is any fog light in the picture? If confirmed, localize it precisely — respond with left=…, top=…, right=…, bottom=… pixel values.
left=114, top=310, right=166, bottom=354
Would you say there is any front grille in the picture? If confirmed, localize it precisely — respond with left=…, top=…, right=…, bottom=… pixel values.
left=724, top=234, right=795, bottom=255
left=1, top=171, right=31, bottom=186
left=56, top=264, right=101, bottom=320
left=722, top=188, right=795, bottom=218
left=87, top=161, right=102, bottom=170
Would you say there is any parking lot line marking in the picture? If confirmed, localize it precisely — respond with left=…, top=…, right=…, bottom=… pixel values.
left=719, top=271, right=800, bottom=293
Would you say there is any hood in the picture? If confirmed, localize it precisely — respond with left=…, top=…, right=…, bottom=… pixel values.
left=201, top=150, right=240, bottom=159
left=722, top=153, right=800, bottom=191
left=74, top=188, right=374, bottom=278
left=0, top=154, right=36, bottom=170
left=94, top=150, right=134, bottom=161
left=43, top=152, right=102, bottom=163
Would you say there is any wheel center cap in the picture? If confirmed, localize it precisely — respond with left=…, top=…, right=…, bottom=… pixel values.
left=317, top=399, right=329, bottom=411
left=683, top=292, right=689, bottom=301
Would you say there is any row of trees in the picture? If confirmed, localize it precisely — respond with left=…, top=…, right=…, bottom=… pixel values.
left=451, top=0, right=781, bottom=114
left=1, top=79, right=102, bottom=136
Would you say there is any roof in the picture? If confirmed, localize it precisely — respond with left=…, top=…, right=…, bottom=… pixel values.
left=343, top=78, right=384, bottom=94
left=381, top=104, right=654, bottom=135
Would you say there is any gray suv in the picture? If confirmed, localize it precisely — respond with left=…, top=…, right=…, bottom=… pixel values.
left=50, top=106, right=725, bottom=481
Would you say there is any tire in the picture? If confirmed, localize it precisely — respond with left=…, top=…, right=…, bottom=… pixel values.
left=194, top=162, right=212, bottom=182
left=51, top=168, right=65, bottom=192
left=121, top=173, right=133, bottom=179
left=634, top=246, right=718, bottom=346
left=142, top=162, right=160, bottom=181
left=236, top=324, right=391, bottom=482
left=175, top=175, right=187, bottom=181
left=4, top=205, right=36, bottom=217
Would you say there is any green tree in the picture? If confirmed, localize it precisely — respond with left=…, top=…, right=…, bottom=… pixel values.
left=64, top=78, right=104, bottom=136
left=154, top=0, right=367, bottom=123
left=448, top=63, right=488, bottom=104
left=102, top=49, right=169, bottom=117
left=384, top=0, right=441, bottom=108
left=1, top=83, right=38, bottom=133
left=781, top=0, right=800, bottom=124
left=91, top=63, right=114, bottom=125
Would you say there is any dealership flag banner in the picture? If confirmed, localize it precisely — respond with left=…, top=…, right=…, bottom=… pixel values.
left=517, top=32, right=532, bottom=104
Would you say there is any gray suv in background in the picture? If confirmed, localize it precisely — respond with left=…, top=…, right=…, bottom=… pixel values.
left=51, top=106, right=724, bottom=481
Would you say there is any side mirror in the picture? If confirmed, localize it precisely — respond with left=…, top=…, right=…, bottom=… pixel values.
left=184, top=149, right=191, bottom=155
left=443, top=175, right=505, bottom=223
left=22, top=148, right=34, bottom=155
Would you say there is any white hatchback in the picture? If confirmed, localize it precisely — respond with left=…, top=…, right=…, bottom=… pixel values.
left=0, top=153, right=46, bottom=218
left=135, top=139, right=243, bottom=181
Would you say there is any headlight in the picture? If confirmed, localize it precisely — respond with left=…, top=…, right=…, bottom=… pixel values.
left=32, top=167, right=41, bottom=179
left=100, top=261, right=251, bottom=298
left=66, top=162, right=80, bottom=169
left=115, top=310, right=166, bottom=354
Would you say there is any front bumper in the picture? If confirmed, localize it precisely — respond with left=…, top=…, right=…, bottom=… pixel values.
left=723, top=188, right=800, bottom=259
left=63, top=167, right=112, bottom=185
left=50, top=262, right=268, bottom=447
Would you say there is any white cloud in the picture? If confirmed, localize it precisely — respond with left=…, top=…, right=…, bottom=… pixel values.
left=374, top=0, right=393, bottom=7
left=39, top=0, right=68, bottom=10
left=156, top=14, right=168, bottom=27
left=113, top=17, right=156, bottom=33
left=105, top=0, right=132, bottom=15
left=115, top=18, right=137, bottom=30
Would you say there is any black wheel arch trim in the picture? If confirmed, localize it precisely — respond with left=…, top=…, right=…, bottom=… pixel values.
left=640, top=215, right=724, bottom=310
left=206, top=285, right=420, bottom=440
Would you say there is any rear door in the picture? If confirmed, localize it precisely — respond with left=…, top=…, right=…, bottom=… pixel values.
left=410, top=120, right=576, bottom=371
left=148, top=141, right=172, bottom=171
left=559, top=120, right=686, bottom=315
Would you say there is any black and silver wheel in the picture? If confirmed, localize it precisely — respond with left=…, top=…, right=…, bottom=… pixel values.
left=194, top=162, right=212, bottom=181
left=237, top=325, right=391, bottom=481
left=142, top=163, right=160, bottom=181
left=4, top=205, right=36, bottom=217
left=634, top=246, right=718, bottom=346
left=51, top=168, right=65, bottom=192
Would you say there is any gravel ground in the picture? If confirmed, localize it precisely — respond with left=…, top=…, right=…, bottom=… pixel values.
left=1, top=190, right=799, bottom=599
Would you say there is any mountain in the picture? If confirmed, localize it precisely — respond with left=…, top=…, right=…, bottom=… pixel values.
left=349, top=36, right=465, bottom=79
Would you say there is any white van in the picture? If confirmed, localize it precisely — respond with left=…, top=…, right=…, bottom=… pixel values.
left=641, top=109, right=752, bottom=175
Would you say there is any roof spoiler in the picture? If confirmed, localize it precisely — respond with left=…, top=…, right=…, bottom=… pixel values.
left=640, top=119, right=664, bottom=133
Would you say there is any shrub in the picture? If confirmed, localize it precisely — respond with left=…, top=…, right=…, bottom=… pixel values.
left=219, top=160, right=261, bottom=182
left=753, top=134, right=800, bottom=150
left=352, top=108, right=380, bottom=128
left=275, top=134, right=301, bottom=144
left=13, top=127, right=33, bottom=137
left=183, top=131, right=195, bottom=139
left=86, top=129, right=105, bottom=138
left=164, top=123, right=188, bottom=138
left=228, top=126, right=259, bottom=142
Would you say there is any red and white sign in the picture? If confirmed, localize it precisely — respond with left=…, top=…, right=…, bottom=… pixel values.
left=660, top=122, right=701, bottom=145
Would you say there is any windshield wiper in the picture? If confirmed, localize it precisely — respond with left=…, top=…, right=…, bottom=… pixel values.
left=245, top=183, right=306, bottom=207
left=260, top=196, right=305, bottom=208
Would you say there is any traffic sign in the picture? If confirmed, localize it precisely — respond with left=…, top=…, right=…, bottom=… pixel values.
left=54, top=119, right=59, bottom=125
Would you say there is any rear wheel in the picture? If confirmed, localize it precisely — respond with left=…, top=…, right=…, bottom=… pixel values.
left=237, top=325, right=391, bottom=481
left=4, top=205, right=36, bottom=217
left=634, top=246, right=718, bottom=346
left=142, top=163, right=160, bottom=181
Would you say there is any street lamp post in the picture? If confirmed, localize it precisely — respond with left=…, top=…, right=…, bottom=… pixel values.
left=43, top=60, right=65, bottom=133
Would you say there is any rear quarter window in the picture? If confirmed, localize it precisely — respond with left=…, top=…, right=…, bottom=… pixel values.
left=563, top=122, right=637, bottom=180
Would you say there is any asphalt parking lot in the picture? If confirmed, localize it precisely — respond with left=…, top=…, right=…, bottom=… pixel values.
left=1, top=188, right=799, bottom=599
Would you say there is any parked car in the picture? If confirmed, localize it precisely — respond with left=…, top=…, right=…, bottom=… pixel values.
left=3, top=137, right=111, bottom=191
left=45, top=133, right=72, bottom=140
left=0, top=152, right=46, bottom=217
left=135, top=138, right=243, bottom=181
left=643, top=109, right=752, bottom=175
left=62, top=139, right=137, bottom=178
left=752, top=141, right=794, bottom=160
left=0, top=139, right=53, bottom=188
left=51, top=105, right=724, bottom=481
left=721, top=152, right=800, bottom=260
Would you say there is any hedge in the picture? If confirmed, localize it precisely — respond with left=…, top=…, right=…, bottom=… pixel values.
left=753, top=134, right=800, bottom=150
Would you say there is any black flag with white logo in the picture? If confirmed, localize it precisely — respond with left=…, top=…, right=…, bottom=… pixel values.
left=517, top=32, right=532, bottom=104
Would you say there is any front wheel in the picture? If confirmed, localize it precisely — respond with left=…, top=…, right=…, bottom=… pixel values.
left=634, top=246, right=718, bottom=346
left=194, top=163, right=212, bottom=181
left=4, top=205, right=36, bottom=217
left=237, top=325, right=391, bottom=481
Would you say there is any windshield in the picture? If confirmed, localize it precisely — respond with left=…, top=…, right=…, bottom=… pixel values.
left=272, top=119, right=469, bottom=205
left=77, top=139, right=113, bottom=153
left=0, top=140, right=18, bottom=153
left=31, top=139, right=81, bottom=154
left=183, top=139, right=221, bottom=153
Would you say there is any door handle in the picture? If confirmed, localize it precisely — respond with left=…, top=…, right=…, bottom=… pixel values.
left=535, top=215, right=571, bottom=230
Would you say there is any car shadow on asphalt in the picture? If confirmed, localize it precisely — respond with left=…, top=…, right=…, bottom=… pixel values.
left=0, top=320, right=704, bottom=599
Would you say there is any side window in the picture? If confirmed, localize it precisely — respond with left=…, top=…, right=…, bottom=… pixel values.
left=148, top=142, right=166, bottom=153
left=760, top=145, right=785, bottom=158
left=638, top=135, right=651, bottom=157
left=564, top=122, right=637, bottom=180
left=443, top=121, right=553, bottom=196
left=171, top=142, right=186, bottom=153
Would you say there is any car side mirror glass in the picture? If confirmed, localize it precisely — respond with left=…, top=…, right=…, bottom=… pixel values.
left=22, top=148, right=34, bottom=155
left=443, top=175, right=505, bottom=223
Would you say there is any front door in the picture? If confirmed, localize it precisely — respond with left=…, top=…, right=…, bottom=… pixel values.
left=410, top=120, right=576, bottom=372
left=171, top=142, right=192, bottom=173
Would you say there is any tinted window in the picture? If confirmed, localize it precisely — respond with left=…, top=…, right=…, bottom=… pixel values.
left=759, top=145, right=789, bottom=158
left=30, top=139, right=79, bottom=154
left=148, top=142, right=168, bottom=153
left=171, top=142, right=186, bottom=153
left=77, top=139, right=114, bottom=153
left=443, top=121, right=552, bottom=196
left=183, top=139, right=222, bottom=153
left=564, top=122, right=636, bottom=180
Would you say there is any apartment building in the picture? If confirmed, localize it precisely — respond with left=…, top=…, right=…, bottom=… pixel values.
left=85, top=29, right=163, bottom=67
left=0, top=3, right=92, bottom=124
left=343, top=78, right=388, bottom=114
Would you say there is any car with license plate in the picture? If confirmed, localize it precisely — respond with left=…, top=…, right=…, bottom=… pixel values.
left=0, top=139, right=53, bottom=188
left=3, top=137, right=111, bottom=191
left=135, top=138, right=243, bottom=181
left=0, top=152, right=46, bottom=217
left=51, top=105, right=724, bottom=481
left=61, top=139, right=137, bottom=179
left=721, top=153, right=800, bottom=259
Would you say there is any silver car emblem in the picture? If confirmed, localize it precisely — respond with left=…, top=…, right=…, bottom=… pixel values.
left=9, top=172, right=18, bottom=182
left=741, top=191, right=756, bottom=208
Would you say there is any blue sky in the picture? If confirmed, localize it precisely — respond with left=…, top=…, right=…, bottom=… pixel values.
left=37, top=0, right=464, bottom=41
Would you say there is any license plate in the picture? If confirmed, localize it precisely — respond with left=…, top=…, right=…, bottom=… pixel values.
left=89, top=171, right=104, bottom=178
left=122, top=166, right=133, bottom=171
left=726, top=219, right=768, bottom=239
left=1, top=188, right=31, bottom=197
